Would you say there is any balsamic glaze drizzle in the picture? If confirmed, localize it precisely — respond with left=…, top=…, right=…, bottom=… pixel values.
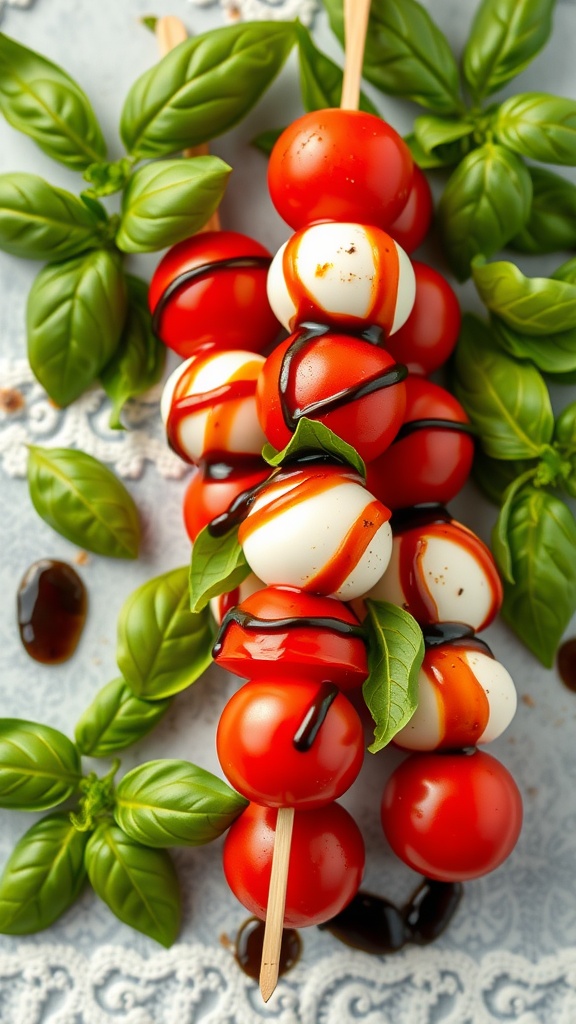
left=212, top=607, right=366, bottom=659
left=152, top=255, right=271, bottom=336
left=390, top=503, right=453, bottom=532
left=393, top=417, right=476, bottom=443
left=293, top=681, right=339, bottom=752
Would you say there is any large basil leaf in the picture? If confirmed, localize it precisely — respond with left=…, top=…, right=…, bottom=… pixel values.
left=472, top=450, right=537, bottom=505
left=262, top=417, right=365, bottom=478
left=27, top=249, right=127, bottom=407
left=472, top=258, right=576, bottom=335
left=491, top=470, right=538, bottom=582
left=323, top=0, right=462, bottom=114
left=114, top=760, right=247, bottom=847
left=452, top=314, right=554, bottom=459
left=27, top=446, right=140, bottom=559
left=295, top=23, right=377, bottom=114
left=115, top=157, right=231, bottom=254
left=0, top=814, right=88, bottom=933
left=0, top=33, right=106, bottom=169
left=413, top=115, right=474, bottom=156
left=494, top=93, right=576, bottom=165
left=463, top=0, right=556, bottom=102
left=189, top=525, right=250, bottom=614
left=117, top=566, right=215, bottom=699
left=362, top=600, right=423, bottom=754
left=121, top=22, right=296, bottom=159
left=496, top=487, right=576, bottom=667
left=85, top=824, right=181, bottom=947
left=75, top=679, right=171, bottom=758
left=510, top=167, right=576, bottom=254
left=0, top=173, right=105, bottom=261
left=492, top=315, right=576, bottom=375
left=438, top=144, right=532, bottom=280
left=0, top=720, right=81, bottom=810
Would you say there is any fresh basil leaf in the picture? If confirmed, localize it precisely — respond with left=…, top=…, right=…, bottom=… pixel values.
left=190, top=525, right=250, bottom=614
left=85, top=824, right=181, bottom=947
left=100, top=274, right=166, bottom=430
left=27, top=249, right=127, bottom=408
left=472, top=258, right=576, bottom=335
left=438, top=144, right=532, bottom=280
left=115, top=760, right=247, bottom=848
left=0, top=32, right=106, bottom=169
left=552, top=257, right=576, bottom=285
left=116, top=156, right=231, bottom=254
left=554, top=401, right=576, bottom=449
left=0, top=813, right=88, bottom=934
left=492, top=470, right=537, bottom=582
left=362, top=600, right=423, bottom=754
left=83, top=157, right=134, bottom=199
left=452, top=314, right=554, bottom=459
left=295, top=23, right=378, bottom=114
left=510, top=167, right=576, bottom=254
left=121, top=22, right=296, bottom=159
left=262, top=417, right=366, bottom=478
left=27, top=446, right=140, bottom=559
left=75, top=679, right=171, bottom=758
left=463, top=0, right=556, bottom=102
left=117, top=566, right=215, bottom=698
left=413, top=115, right=474, bottom=154
left=324, top=0, right=462, bottom=114
left=404, top=132, right=468, bottom=169
left=497, top=487, right=576, bottom=667
left=494, top=93, right=576, bottom=165
left=472, top=450, right=537, bottom=505
left=251, top=127, right=284, bottom=156
left=0, top=173, right=106, bottom=261
left=0, top=720, right=81, bottom=811
left=492, top=315, right=576, bottom=375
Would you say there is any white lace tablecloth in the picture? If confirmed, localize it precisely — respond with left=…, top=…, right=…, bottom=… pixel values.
left=1, top=1, right=576, bottom=1022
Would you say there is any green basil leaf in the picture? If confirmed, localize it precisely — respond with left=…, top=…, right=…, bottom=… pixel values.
left=472, top=258, right=576, bottom=335
left=83, top=157, right=134, bottom=199
left=492, top=470, right=537, bottom=582
left=121, top=22, right=296, bottom=159
left=492, top=315, right=576, bottom=375
left=472, top=450, right=537, bottom=505
left=114, top=760, right=248, bottom=847
left=404, top=132, right=468, bottom=169
left=251, top=127, right=284, bottom=156
left=0, top=32, right=106, bottom=169
left=554, top=401, right=576, bottom=449
left=295, top=23, right=378, bottom=114
left=100, top=275, right=166, bottom=430
left=262, top=417, right=366, bottom=478
left=510, top=167, right=576, bottom=254
left=452, top=314, right=554, bottom=459
left=0, top=173, right=106, bottom=261
left=463, top=0, right=556, bottom=102
left=324, top=0, right=463, bottom=114
left=362, top=600, right=423, bottom=753
left=116, top=156, right=231, bottom=254
left=189, top=525, right=250, bottom=614
left=85, top=824, right=181, bottom=947
left=494, top=93, right=576, bottom=165
left=497, top=487, right=576, bottom=666
left=75, top=679, right=171, bottom=758
left=552, top=257, right=576, bottom=285
left=117, top=566, right=215, bottom=698
left=27, top=249, right=127, bottom=408
left=0, top=720, right=81, bottom=810
left=0, top=813, right=88, bottom=934
left=438, top=144, right=532, bottom=280
left=413, top=115, right=474, bottom=154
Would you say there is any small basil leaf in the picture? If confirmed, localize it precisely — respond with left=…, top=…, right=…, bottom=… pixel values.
left=362, top=600, right=423, bottom=753
left=0, top=173, right=106, bottom=261
left=413, top=115, right=474, bottom=154
left=0, top=813, right=88, bottom=934
left=190, top=526, right=250, bottom=614
left=510, top=167, right=576, bottom=254
left=555, top=402, right=576, bottom=449
left=452, top=314, right=554, bottom=459
left=27, top=249, right=127, bottom=407
left=85, top=824, right=181, bottom=947
left=251, top=127, right=284, bottom=156
left=552, top=257, right=576, bottom=285
left=114, top=760, right=248, bottom=848
left=295, top=23, right=378, bottom=114
left=404, top=132, right=468, bottom=169
left=262, top=417, right=366, bottom=478
left=438, top=144, right=532, bottom=280
left=83, top=158, right=134, bottom=199
left=117, top=566, right=215, bottom=699
left=75, top=679, right=171, bottom=758
left=0, top=720, right=81, bottom=810
left=492, top=470, right=537, bottom=582
left=100, top=274, right=166, bottom=430
left=116, top=157, right=231, bottom=254
left=497, top=487, right=576, bottom=667
left=121, top=22, right=296, bottom=159
left=0, top=32, right=106, bottom=169
left=463, top=0, right=556, bottom=103
left=492, top=315, right=576, bottom=375
left=472, top=258, right=576, bottom=336
left=494, top=93, right=576, bottom=165
left=472, top=450, right=537, bottom=506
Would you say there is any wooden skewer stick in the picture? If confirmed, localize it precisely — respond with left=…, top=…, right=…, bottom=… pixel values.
left=340, top=0, right=372, bottom=111
left=259, top=805, right=295, bottom=1003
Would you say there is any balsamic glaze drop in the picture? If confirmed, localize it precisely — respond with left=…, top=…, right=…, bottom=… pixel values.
left=233, top=917, right=302, bottom=981
left=17, top=559, right=87, bottom=664
left=557, top=638, right=576, bottom=692
left=403, top=879, right=464, bottom=945
left=318, top=891, right=407, bottom=954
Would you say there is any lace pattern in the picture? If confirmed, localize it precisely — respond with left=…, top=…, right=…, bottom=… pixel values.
left=187, top=0, right=320, bottom=26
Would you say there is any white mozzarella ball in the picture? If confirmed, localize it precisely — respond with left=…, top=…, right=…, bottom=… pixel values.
left=466, top=650, right=517, bottom=743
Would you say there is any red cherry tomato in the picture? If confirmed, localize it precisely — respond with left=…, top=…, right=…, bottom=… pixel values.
left=268, top=109, right=413, bottom=231
left=216, top=677, right=364, bottom=808
left=385, top=262, right=461, bottom=376
left=365, top=376, right=474, bottom=509
left=388, top=166, right=433, bottom=254
left=182, top=462, right=270, bottom=543
left=223, top=801, right=365, bottom=927
left=148, top=230, right=280, bottom=358
left=381, top=749, right=523, bottom=882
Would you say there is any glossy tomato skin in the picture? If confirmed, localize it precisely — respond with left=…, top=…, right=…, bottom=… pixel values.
left=268, top=109, right=413, bottom=231
left=216, top=677, right=364, bottom=808
left=388, top=166, right=433, bottom=254
left=365, top=376, right=474, bottom=509
left=182, top=462, right=271, bottom=542
left=381, top=749, right=523, bottom=882
left=223, top=801, right=365, bottom=927
left=148, top=230, right=280, bottom=358
left=385, top=262, right=461, bottom=376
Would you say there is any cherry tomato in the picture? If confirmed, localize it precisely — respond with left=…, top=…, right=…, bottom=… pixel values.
left=388, top=166, right=433, bottom=254
left=365, top=376, right=474, bottom=509
left=384, top=262, right=461, bottom=376
left=183, top=462, right=270, bottom=543
left=268, top=109, right=413, bottom=231
left=223, top=801, right=365, bottom=927
left=381, top=749, right=523, bottom=881
left=216, top=677, right=364, bottom=808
